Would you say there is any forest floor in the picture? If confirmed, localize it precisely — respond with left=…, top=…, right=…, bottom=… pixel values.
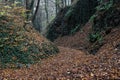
left=0, top=22, right=120, bottom=80
left=0, top=46, right=120, bottom=79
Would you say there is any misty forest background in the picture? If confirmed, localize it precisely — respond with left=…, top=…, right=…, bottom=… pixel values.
left=1, top=0, right=74, bottom=34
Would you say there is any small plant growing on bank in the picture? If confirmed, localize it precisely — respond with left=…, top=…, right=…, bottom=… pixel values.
left=96, top=0, right=113, bottom=11
left=90, top=14, right=97, bottom=22
left=88, top=32, right=103, bottom=43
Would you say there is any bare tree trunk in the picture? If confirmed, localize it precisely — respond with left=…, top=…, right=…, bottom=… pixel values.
left=55, top=0, right=58, bottom=14
left=32, top=0, right=40, bottom=22
left=61, top=0, right=64, bottom=8
left=26, top=0, right=31, bottom=20
left=64, top=0, right=66, bottom=7
left=71, top=0, right=74, bottom=3
left=55, top=0, right=63, bottom=14
left=44, top=0, right=49, bottom=24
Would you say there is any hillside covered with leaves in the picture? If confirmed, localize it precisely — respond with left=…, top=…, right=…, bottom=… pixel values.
left=0, top=3, right=59, bottom=68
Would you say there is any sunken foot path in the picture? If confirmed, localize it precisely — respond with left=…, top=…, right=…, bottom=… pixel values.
left=0, top=46, right=120, bottom=80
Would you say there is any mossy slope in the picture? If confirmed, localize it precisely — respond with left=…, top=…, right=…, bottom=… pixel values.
left=0, top=6, right=59, bottom=68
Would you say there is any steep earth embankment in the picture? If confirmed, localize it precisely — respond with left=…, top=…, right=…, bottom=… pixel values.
left=54, top=1, right=120, bottom=55
left=46, top=0, right=97, bottom=41
left=0, top=4, right=59, bottom=68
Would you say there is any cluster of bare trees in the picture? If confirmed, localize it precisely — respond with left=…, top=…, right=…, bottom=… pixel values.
left=25, top=0, right=73, bottom=34
left=0, top=0, right=73, bottom=34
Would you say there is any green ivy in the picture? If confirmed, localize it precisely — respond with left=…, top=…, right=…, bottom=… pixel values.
left=90, top=14, right=97, bottom=22
left=70, top=24, right=80, bottom=34
left=88, top=32, right=103, bottom=43
left=96, top=0, right=113, bottom=11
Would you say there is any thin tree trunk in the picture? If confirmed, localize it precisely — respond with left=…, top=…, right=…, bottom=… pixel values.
left=64, top=0, right=66, bottom=7
left=61, top=0, right=64, bottom=8
left=44, top=0, right=49, bottom=24
left=32, top=0, right=40, bottom=22
left=55, top=0, right=58, bottom=14
left=26, top=0, right=31, bottom=20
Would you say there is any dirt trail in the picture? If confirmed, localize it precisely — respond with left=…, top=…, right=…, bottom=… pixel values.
left=0, top=45, right=120, bottom=79
left=54, top=22, right=92, bottom=50
left=0, top=47, right=93, bottom=79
